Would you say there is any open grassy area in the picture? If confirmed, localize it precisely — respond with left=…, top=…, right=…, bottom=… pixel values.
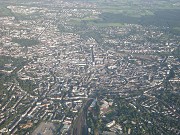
left=172, top=27, right=180, bottom=35
left=88, top=22, right=124, bottom=27
left=69, top=17, right=124, bottom=28
left=12, top=38, right=39, bottom=47
left=0, top=4, right=12, bottom=17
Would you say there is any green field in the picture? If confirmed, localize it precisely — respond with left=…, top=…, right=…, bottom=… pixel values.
left=12, top=38, right=39, bottom=47
left=0, top=5, right=12, bottom=17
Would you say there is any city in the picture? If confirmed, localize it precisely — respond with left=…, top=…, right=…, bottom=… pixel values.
left=0, top=0, right=179, bottom=134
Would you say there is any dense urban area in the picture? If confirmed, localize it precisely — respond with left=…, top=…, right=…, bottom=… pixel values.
left=0, top=0, right=179, bottom=134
